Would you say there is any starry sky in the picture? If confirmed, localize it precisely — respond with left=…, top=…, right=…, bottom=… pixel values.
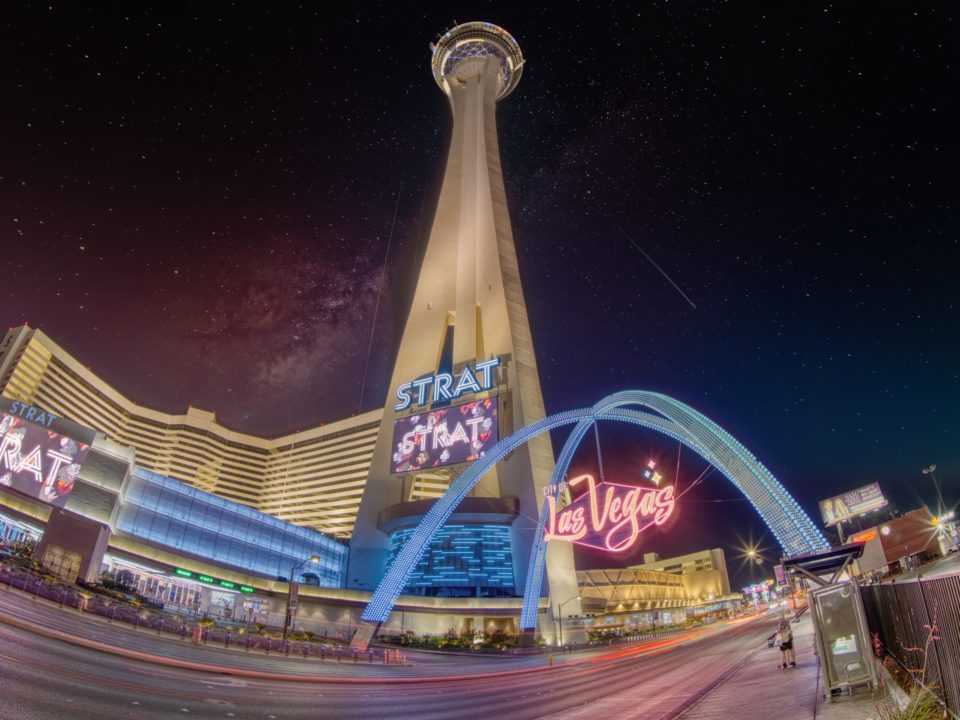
left=3, top=3, right=957, bottom=586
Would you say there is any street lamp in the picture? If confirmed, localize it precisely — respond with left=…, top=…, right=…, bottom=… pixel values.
left=556, top=595, right=580, bottom=649
left=282, top=554, right=320, bottom=644
left=922, top=465, right=945, bottom=516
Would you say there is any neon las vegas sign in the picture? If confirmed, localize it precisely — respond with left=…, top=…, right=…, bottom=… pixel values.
left=394, top=358, right=500, bottom=411
left=544, top=473, right=676, bottom=553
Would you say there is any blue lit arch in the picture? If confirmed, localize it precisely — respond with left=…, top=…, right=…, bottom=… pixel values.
left=360, top=391, right=828, bottom=630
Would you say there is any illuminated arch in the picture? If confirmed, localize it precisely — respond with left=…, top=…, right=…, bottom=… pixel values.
left=360, top=391, right=828, bottom=629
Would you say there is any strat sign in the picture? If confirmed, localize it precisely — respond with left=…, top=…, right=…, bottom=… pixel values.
left=544, top=474, right=676, bottom=553
left=0, top=398, right=96, bottom=508
left=391, top=398, right=498, bottom=474
left=394, top=358, right=500, bottom=411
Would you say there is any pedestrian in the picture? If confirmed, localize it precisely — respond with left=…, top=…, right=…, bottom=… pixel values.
left=776, top=620, right=796, bottom=669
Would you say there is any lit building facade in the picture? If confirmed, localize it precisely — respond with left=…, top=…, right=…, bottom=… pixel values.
left=387, top=524, right=516, bottom=598
left=0, top=325, right=381, bottom=538
left=630, top=548, right=733, bottom=598
left=117, top=466, right=346, bottom=586
left=573, top=549, right=742, bottom=635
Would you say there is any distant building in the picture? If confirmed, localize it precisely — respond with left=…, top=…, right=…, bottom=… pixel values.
left=849, top=508, right=943, bottom=577
left=572, top=549, right=741, bottom=636
left=631, top=549, right=732, bottom=598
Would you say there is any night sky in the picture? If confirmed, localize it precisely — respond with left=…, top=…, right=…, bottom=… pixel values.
left=3, top=3, right=957, bottom=587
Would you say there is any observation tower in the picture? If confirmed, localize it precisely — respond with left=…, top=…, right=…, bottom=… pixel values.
left=348, top=23, right=581, bottom=643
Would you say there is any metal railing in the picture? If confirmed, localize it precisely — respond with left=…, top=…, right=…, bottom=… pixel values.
left=859, top=573, right=960, bottom=716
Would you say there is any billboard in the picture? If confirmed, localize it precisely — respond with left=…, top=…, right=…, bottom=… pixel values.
left=391, top=397, right=497, bottom=474
left=0, top=398, right=95, bottom=508
left=819, top=482, right=887, bottom=526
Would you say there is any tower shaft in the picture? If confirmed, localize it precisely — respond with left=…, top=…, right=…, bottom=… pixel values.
left=348, top=35, right=578, bottom=622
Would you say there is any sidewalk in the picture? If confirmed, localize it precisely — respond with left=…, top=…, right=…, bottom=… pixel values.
left=677, top=614, right=882, bottom=720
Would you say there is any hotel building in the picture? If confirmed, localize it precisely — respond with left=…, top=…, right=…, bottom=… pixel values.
left=0, top=325, right=380, bottom=539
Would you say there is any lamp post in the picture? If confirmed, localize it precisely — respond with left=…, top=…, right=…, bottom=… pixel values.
left=282, top=555, right=320, bottom=644
left=922, top=465, right=945, bottom=517
left=556, top=595, right=580, bottom=649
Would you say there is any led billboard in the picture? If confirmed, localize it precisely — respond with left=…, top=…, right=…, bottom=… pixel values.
left=0, top=398, right=95, bottom=508
left=391, top=397, right=497, bottom=474
left=818, top=482, right=887, bottom=526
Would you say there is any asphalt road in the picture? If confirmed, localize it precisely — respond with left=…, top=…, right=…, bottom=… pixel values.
left=0, top=598, right=780, bottom=720
left=0, top=585, right=558, bottom=677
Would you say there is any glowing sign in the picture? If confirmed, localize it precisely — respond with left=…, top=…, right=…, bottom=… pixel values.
left=543, top=474, right=676, bottom=552
left=849, top=528, right=878, bottom=543
left=391, top=398, right=498, bottom=474
left=394, top=358, right=500, bottom=411
left=174, top=568, right=254, bottom=593
left=0, top=400, right=94, bottom=508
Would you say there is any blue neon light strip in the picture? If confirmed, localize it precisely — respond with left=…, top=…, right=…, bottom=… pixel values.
left=361, top=390, right=828, bottom=629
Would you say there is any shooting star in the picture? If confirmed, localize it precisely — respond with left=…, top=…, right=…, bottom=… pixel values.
left=615, top=224, right=698, bottom=310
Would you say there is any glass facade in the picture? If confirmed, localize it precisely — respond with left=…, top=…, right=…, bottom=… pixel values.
left=117, top=467, right=346, bottom=586
left=0, top=511, right=43, bottom=544
left=388, top=524, right=515, bottom=597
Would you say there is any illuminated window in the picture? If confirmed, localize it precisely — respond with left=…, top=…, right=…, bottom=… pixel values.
left=387, top=524, right=515, bottom=598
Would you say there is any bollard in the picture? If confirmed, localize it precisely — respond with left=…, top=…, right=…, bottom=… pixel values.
left=368, top=650, right=373, bottom=663
left=158, top=618, right=164, bottom=636
left=336, top=648, right=342, bottom=663
left=548, top=654, right=554, bottom=667
left=353, top=650, right=358, bottom=663
left=320, top=646, right=326, bottom=661
left=191, top=625, right=203, bottom=646
left=225, top=631, right=232, bottom=649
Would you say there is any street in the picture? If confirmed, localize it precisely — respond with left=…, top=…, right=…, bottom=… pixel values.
left=0, top=600, right=780, bottom=720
